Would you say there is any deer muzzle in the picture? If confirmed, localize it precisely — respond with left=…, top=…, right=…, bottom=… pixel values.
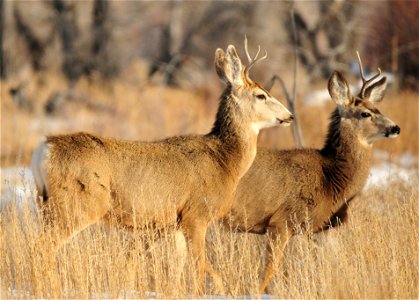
left=385, top=125, right=400, bottom=138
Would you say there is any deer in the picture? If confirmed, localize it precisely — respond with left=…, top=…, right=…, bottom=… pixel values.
left=30, top=39, right=293, bottom=295
left=224, top=56, right=400, bottom=293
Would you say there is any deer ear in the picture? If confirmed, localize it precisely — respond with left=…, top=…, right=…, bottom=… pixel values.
left=215, top=48, right=228, bottom=83
left=364, top=77, right=387, bottom=103
left=216, top=45, right=244, bottom=87
left=328, top=71, right=351, bottom=106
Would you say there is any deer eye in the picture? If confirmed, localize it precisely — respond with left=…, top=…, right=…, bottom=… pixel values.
left=256, top=94, right=266, bottom=100
left=361, top=112, right=371, bottom=118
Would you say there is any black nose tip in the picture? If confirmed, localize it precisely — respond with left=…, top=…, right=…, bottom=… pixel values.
left=290, top=115, right=294, bottom=120
left=391, top=125, right=400, bottom=135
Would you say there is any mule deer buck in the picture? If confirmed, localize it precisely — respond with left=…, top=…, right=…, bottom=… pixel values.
left=224, top=57, right=400, bottom=293
left=31, top=40, right=293, bottom=294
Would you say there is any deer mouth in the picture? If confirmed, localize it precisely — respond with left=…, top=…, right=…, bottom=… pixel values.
left=277, top=116, right=293, bottom=127
left=385, top=133, right=400, bottom=138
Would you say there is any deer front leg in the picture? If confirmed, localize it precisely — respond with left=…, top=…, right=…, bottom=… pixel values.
left=259, top=226, right=291, bottom=294
left=317, top=194, right=358, bottom=233
left=180, top=219, right=223, bottom=295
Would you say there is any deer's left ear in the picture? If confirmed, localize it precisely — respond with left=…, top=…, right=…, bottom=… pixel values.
left=328, top=71, right=352, bottom=107
left=364, top=77, right=387, bottom=103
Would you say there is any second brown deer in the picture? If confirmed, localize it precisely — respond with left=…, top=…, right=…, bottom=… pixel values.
left=224, top=59, right=400, bottom=293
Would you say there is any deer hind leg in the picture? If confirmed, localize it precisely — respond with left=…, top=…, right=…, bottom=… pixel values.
left=259, top=226, right=291, bottom=294
left=180, top=219, right=224, bottom=295
left=33, top=179, right=112, bottom=296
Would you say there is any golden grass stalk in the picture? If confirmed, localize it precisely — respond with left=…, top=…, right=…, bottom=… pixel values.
left=1, top=178, right=417, bottom=298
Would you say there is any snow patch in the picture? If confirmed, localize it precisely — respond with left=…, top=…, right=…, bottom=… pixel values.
left=366, top=151, right=418, bottom=189
left=1, top=167, right=37, bottom=214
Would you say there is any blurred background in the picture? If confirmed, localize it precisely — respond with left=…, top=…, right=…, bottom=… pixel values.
left=1, top=0, right=418, bottom=167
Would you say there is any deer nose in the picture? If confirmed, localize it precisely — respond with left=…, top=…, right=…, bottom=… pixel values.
left=391, top=125, right=400, bottom=135
left=284, top=115, right=294, bottom=123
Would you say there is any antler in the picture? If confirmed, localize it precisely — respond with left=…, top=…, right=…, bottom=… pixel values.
left=244, top=35, right=267, bottom=78
left=356, top=51, right=382, bottom=98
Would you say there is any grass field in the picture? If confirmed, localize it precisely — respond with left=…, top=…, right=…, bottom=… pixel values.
left=1, top=68, right=418, bottom=298
left=0, top=174, right=417, bottom=298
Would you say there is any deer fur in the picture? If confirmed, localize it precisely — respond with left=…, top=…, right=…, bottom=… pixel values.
left=225, top=70, right=400, bottom=293
left=31, top=43, right=293, bottom=294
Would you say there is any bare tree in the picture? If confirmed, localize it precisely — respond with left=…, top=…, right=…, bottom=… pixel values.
left=266, top=5, right=304, bottom=148
left=148, top=2, right=254, bottom=86
left=0, top=0, right=6, bottom=79
left=87, top=0, right=118, bottom=79
left=363, top=1, right=419, bottom=91
left=284, top=0, right=357, bottom=81
left=51, top=0, right=83, bottom=84
left=13, top=5, right=48, bottom=72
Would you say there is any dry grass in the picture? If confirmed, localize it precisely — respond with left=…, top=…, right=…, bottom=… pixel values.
left=0, top=176, right=417, bottom=298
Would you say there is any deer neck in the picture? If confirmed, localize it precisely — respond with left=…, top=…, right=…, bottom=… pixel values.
left=209, top=90, right=258, bottom=182
left=320, top=109, right=372, bottom=205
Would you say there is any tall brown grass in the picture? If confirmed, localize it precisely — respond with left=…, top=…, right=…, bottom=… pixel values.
left=0, top=176, right=417, bottom=298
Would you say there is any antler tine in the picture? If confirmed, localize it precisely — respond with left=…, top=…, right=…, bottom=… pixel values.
left=356, top=51, right=366, bottom=82
left=253, top=45, right=261, bottom=61
left=244, top=35, right=252, bottom=63
left=257, top=49, right=268, bottom=61
left=244, top=37, right=268, bottom=76
left=245, top=48, right=267, bottom=74
left=356, top=51, right=382, bottom=97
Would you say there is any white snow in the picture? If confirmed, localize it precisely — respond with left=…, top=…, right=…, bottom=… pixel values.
left=303, top=84, right=357, bottom=107
left=0, top=166, right=37, bottom=215
left=366, top=150, right=418, bottom=189
left=366, top=162, right=417, bottom=189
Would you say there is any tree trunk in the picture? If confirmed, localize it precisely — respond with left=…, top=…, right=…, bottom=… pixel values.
left=13, top=5, right=46, bottom=72
left=52, top=0, right=81, bottom=84
left=0, top=0, right=6, bottom=79
left=89, top=0, right=116, bottom=78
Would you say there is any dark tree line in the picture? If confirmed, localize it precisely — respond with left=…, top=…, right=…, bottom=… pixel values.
left=363, top=0, right=418, bottom=91
left=1, top=0, right=416, bottom=90
left=1, top=0, right=116, bottom=83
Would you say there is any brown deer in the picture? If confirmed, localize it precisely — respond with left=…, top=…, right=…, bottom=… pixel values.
left=31, top=41, right=293, bottom=294
left=224, top=59, right=400, bottom=293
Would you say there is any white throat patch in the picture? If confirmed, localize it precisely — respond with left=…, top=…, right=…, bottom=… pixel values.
left=251, top=120, right=276, bottom=134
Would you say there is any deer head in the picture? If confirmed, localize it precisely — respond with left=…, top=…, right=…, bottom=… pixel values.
left=215, top=39, right=293, bottom=134
left=328, top=55, right=400, bottom=145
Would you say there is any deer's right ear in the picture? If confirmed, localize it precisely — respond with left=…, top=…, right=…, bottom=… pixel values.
left=328, top=71, right=351, bottom=106
left=364, top=77, right=387, bottom=103
left=215, top=48, right=227, bottom=83
left=215, top=45, right=244, bottom=87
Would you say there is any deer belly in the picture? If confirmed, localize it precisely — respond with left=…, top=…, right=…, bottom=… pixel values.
left=109, top=185, right=184, bottom=230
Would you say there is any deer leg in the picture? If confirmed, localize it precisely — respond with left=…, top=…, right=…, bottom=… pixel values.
left=180, top=220, right=207, bottom=294
left=329, top=203, right=350, bottom=227
left=33, top=183, right=111, bottom=296
left=259, top=227, right=291, bottom=294
left=180, top=219, right=223, bottom=295
left=317, top=194, right=358, bottom=234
